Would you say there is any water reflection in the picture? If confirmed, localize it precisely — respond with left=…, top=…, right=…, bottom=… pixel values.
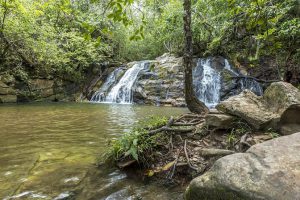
left=107, top=104, right=137, bottom=134
left=0, top=103, right=187, bottom=200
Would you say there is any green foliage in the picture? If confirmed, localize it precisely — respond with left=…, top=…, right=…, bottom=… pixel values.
left=266, top=128, right=280, bottom=138
left=227, top=119, right=252, bottom=147
left=136, top=115, right=168, bottom=130
left=104, top=116, right=168, bottom=165
left=227, top=131, right=237, bottom=147
left=0, top=0, right=119, bottom=83
left=0, top=0, right=298, bottom=84
left=205, top=0, right=300, bottom=75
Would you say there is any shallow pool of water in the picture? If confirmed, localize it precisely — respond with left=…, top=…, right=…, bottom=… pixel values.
left=0, top=103, right=187, bottom=200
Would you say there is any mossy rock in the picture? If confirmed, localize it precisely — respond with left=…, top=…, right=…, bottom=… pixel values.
left=263, top=81, right=300, bottom=114
left=0, top=95, right=17, bottom=103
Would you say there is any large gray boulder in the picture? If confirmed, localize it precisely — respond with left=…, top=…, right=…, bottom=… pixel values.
left=264, top=82, right=300, bottom=114
left=216, top=90, right=279, bottom=130
left=216, top=82, right=300, bottom=130
left=185, top=132, right=300, bottom=200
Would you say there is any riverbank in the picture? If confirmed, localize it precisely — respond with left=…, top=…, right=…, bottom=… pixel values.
left=104, top=81, right=300, bottom=200
left=103, top=112, right=276, bottom=186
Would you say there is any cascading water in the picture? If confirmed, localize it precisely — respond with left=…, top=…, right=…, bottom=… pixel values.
left=91, top=62, right=147, bottom=104
left=238, top=78, right=263, bottom=96
left=193, top=59, right=221, bottom=108
left=193, top=58, right=263, bottom=108
left=224, top=59, right=239, bottom=76
left=224, top=59, right=263, bottom=96
left=90, top=68, right=124, bottom=102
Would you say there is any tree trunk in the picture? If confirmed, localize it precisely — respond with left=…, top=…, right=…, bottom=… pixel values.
left=183, top=0, right=209, bottom=114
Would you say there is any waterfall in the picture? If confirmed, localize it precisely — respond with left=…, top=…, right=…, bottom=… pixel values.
left=238, top=78, right=263, bottom=96
left=193, top=59, right=221, bottom=108
left=224, top=60, right=263, bottom=96
left=90, top=68, right=124, bottom=102
left=193, top=58, right=263, bottom=108
left=91, top=56, right=263, bottom=107
left=224, top=59, right=239, bottom=76
left=91, top=62, right=147, bottom=104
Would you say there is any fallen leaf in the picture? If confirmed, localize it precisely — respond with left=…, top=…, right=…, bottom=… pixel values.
left=162, top=160, right=176, bottom=171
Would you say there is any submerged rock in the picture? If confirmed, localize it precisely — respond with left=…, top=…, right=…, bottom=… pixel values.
left=185, top=132, right=300, bottom=200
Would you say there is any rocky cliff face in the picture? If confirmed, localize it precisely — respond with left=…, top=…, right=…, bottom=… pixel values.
left=132, top=54, right=186, bottom=106
left=0, top=76, right=81, bottom=103
left=130, top=54, right=263, bottom=107
left=0, top=62, right=115, bottom=103
left=0, top=53, right=264, bottom=105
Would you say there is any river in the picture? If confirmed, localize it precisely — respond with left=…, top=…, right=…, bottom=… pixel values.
left=0, top=103, right=187, bottom=200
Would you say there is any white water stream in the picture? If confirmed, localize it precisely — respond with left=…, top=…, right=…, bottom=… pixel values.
left=193, top=59, right=221, bottom=108
left=91, top=62, right=147, bottom=104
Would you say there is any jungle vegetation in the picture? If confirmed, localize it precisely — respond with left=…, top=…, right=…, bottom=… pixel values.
left=0, top=0, right=299, bottom=84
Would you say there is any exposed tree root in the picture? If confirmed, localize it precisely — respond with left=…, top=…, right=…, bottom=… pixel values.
left=184, top=140, right=198, bottom=171
left=112, top=113, right=276, bottom=187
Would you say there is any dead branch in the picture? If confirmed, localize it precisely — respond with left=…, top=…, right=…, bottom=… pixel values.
left=149, top=127, right=195, bottom=135
left=197, top=148, right=235, bottom=158
left=148, top=116, right=195, bottom=135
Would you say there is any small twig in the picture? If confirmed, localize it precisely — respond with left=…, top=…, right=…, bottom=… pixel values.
left=175, top=113, right=204, bottom=122
left=189, top=119, right=203, bottom=124
left=184, top=140, right=198, bottom=171
left=169, top=135, right=173, bottom=152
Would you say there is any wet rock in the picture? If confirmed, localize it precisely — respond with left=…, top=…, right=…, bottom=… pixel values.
left=264, top=82, right=300, bottom=114
left=205, top=113, right=237, bottom=129
left=216, top=90, right=279, bottom=130
left=53, top=192, right=74, bottom=200
left=279, top=104, right=300, bottom=135
left=185, top=132, right=300, bottom=200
